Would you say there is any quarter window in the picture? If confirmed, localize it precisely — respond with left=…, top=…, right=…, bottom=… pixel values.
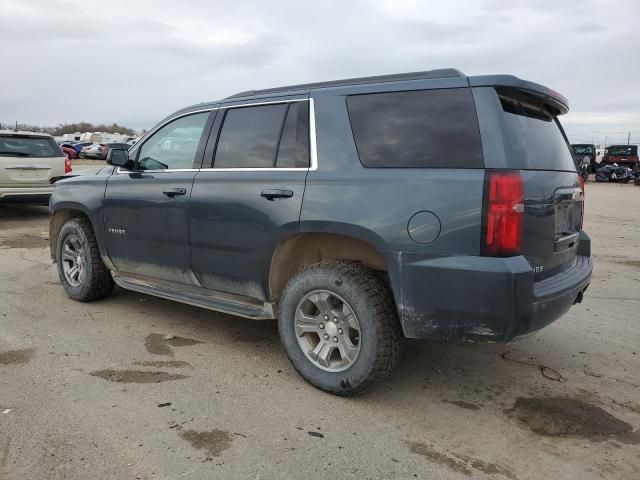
left=346, top=88, right=483, bottom=168
left=137, top=112, right=209, bottom=170
left=276, top=102, right=310, bottom=168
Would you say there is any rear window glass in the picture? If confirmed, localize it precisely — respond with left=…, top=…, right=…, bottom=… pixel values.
left=572, top=145, right=594, bottom=155
left=0, top=136, right=62, bottom=158
left=346, top=88, right=483, bottom=168
left=607, top=146, right=637, bottom=156
left=498, top=93, right=576, bottom=171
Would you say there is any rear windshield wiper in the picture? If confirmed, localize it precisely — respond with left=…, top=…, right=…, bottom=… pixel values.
left=0, top=151, right=30, bottom=156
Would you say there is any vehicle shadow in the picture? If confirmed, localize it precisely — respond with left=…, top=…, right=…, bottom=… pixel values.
left=105, top=286, right=571, bottom=411
left=0, top=205, right=49, bottom=225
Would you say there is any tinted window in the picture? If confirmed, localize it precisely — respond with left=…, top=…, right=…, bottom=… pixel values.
left=498, top=93, right=576, bottom=171
left=276, top=102, right=310, bottom=168
left=607, top=146, right=637, bottom=156
left=572, top=145, right=594, bottom=155
left=137, top=112, right=208, bottom=170
left=0, top=135, right=62, bottom=158
left=215, top=104, right=288, bottom=168
left=346, top=88, right=483, bottom=168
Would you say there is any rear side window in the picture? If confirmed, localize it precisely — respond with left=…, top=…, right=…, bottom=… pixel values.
left=0, top=136, right=62, bottom=158
left=498, top=92, right=576, bottom=171
left=346, top=88, right=483, bottom=168
left=215, top=104, right=286, bottom=168
left=214, top=102, right=309, bottom=169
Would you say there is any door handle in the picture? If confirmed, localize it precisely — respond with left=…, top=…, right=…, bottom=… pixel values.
left=162, top=187, right=187, bottom=198
left=261, top=189, right=294, bottom=201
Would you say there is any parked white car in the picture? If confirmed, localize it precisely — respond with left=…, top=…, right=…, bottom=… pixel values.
left=79, top=143, right=104, bottom=159
left=0, top=130, right=71, bottom=205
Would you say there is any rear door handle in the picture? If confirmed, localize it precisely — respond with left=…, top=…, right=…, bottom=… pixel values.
left=261, top=189, right=294, bottom=201
left=162, top=187, right=187, bottom=198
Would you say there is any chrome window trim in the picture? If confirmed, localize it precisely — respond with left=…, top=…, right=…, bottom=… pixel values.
left=117, top=98, right=318, bottom=174
left=219, top=97, right=308, bottom=109
left=200, top=97, right=317, bottom=172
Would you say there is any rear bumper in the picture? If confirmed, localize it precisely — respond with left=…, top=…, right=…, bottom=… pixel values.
left=0, top=186, right=54, bottom=205
left=395, top=231, right=592, bottom=342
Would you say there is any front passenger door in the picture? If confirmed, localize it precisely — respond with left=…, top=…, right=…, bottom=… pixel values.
left=103, top=111, right=212, bottom=285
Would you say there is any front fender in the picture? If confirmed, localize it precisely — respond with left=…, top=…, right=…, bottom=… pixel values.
left=49, top=176, right=109, bottom=263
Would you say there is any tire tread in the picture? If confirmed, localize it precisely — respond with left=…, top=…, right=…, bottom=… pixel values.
left=59, top=218, right=114, bottom=302
left=279, top=260, right=403, bottom=396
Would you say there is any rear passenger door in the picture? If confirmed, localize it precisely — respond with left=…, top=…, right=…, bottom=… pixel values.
left=189, top=97, right=312, bottom=301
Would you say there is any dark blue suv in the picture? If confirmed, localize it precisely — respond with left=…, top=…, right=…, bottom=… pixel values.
left=49, top=69, right=592, bottom=395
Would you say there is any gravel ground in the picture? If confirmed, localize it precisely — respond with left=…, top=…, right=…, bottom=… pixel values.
left=0, top=181, right=639, bottom=479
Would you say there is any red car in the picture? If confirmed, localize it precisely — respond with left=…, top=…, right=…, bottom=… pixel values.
left=602, top=145, right=638, bottom=170
left=61, top=145, right=78, bottom=159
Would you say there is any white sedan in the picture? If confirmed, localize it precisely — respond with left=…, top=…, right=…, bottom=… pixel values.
left=80, top=143, right=105, bottom=159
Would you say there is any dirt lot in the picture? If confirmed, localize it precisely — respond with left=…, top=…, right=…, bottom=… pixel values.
left=1, top=181, right=639, bottom=479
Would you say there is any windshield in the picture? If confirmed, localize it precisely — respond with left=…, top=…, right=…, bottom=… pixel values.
left=607, top=146, right=637, bottom=156
left=573, top=145, right=594, bottom=154
left=498, top=92, right=576, bottom=171
left=0, top=135, right=62, bottom=157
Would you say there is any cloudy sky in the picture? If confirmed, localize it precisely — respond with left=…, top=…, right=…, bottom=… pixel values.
left=0, top=0, right=638, bottom=144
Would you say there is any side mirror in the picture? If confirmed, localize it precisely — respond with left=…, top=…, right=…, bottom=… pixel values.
left=107, top=148, right=133, bottom=169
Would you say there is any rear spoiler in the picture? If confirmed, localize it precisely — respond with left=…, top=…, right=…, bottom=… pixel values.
left=469, top=75, right=569, bottom=115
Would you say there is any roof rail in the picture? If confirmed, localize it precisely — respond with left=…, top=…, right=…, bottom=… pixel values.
left=225, top=68, right=465, bottom=100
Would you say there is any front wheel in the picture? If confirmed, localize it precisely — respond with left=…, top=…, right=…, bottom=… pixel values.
left=278, top=261, right=403, bottom=396
left=56, top=218, right=114, bottom=301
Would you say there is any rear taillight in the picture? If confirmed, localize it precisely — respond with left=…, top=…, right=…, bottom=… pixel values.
left=64, top=158, right=72, bottom=174
left=482, top=171, right=524, bottom=256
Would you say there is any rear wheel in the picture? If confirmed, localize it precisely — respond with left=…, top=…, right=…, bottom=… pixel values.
left=56, top=218, right=114, bottom=301
left=278, top=261, right=403, bottom=396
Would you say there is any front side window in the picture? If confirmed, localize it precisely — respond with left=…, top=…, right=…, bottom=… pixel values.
left=137, top=112, right=209, bottom=170
left=346, top=88, right=483, bottom=168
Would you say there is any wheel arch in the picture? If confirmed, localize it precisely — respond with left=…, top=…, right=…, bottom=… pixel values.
left=49, top=204, right=97, bottom=261
left=268, top=230, right=391, bottom=303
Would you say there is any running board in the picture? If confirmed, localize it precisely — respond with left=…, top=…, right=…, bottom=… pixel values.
left=112, top=274, right=275, bottom=320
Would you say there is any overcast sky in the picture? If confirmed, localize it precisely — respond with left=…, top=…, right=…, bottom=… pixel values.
left=0, top=0, right=638, bottom=144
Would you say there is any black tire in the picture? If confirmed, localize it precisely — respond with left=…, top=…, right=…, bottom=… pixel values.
left=581, top=170, right=589, bottom=182
left=56, top=217, right=114, bottom=302
left=278, top=261, right=403, bottom=396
